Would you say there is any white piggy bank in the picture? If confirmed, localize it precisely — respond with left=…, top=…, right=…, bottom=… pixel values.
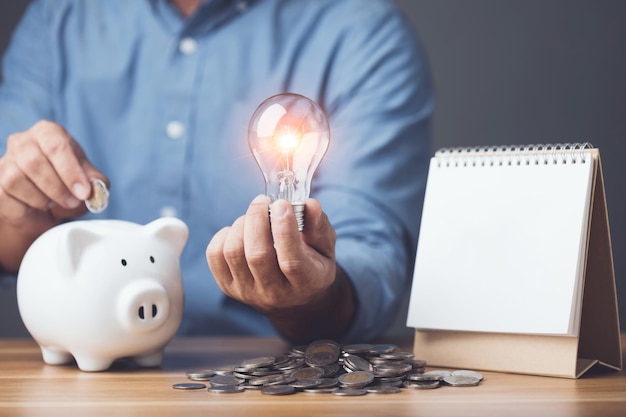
left=17, top=217, right=188, bottom=372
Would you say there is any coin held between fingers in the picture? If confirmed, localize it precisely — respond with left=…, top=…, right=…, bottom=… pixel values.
left=85, top=178, right=109, bottom=213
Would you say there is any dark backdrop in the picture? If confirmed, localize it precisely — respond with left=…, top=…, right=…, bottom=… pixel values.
left=1, top=0, right=624, bottom=336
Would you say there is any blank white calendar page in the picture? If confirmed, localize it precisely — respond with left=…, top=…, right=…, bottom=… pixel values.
left=407, top=153, right=594, bottom=335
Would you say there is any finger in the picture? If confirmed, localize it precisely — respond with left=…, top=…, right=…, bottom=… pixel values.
left=269, top=199, right=309, bottom=281
left=222, top=215, right=255, bottom=296
left=244, top=195, right=283, bottom=288
left=8, top=133, right=82, bottom=209
left=0, top=175, right=57, bottom=233
left=32, top=121, right=91, bottom=201
left=0, top=158, right=51, bottom=211
left=206, top=226, right=235, bottom=294
left=0, top=185, right=37, bottom=223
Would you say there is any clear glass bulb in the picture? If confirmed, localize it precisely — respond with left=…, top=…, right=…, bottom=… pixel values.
left=248, top=93, right=330, bottom=231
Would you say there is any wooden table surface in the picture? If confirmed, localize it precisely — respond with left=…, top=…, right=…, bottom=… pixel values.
left=1, top=335, right=624, bottom=417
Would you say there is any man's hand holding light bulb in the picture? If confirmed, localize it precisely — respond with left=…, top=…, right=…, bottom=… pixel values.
left=206, top=94, right=356, bottom=343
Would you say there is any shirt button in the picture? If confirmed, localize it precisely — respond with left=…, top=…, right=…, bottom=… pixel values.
left=160, top=206, right=178, bottom=218
left=236, top=1, right=248, bottom=12
left=166, top=121, right=185, bottom=139
left=179, top=37, right=197, bottom=55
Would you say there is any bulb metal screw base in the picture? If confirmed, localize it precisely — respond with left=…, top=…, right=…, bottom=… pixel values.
left=291, top=202, right=305, bottom=232
left=268, top=201, right=305, bottom=231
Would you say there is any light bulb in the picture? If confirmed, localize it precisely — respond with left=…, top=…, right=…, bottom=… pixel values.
left=248, top=93, right=330, bottom=231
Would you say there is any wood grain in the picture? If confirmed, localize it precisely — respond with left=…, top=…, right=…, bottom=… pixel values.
left=0, top=336, right=624, bottom=417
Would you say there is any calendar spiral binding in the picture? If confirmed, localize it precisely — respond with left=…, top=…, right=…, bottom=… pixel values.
left=434, top=142, right=594, bottom=168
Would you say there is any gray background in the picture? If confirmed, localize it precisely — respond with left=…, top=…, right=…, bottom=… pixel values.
left=1, top=0, right=624, bottom=337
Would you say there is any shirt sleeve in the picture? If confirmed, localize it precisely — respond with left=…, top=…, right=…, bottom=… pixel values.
left=313, top=3, right=434, bottom=342
left=0, top=0, right=54, bottom=153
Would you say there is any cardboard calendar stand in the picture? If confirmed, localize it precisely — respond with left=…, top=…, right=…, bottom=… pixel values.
left=407, top=148, right=621, bottom=378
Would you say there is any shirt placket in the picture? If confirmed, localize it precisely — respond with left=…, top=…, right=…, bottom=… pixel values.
left=154, top=31, right=201, bottom=219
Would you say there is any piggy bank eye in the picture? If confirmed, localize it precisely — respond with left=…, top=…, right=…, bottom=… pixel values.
left=149, top=256, right=155, bottom=264
left=121, top=259, right=127, bottom=266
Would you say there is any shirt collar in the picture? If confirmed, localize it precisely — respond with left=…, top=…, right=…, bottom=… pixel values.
left=148, top=0, right=256, bottom=35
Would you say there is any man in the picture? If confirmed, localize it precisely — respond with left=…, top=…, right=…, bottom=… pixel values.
left=0, top=0, right=433, bottom=343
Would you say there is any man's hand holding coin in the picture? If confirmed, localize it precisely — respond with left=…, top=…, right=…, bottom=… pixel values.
left=0, top=120, right=107, bottom=271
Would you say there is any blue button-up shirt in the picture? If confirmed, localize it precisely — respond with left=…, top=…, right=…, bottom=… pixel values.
left=0, top=0, right=433, bottom=341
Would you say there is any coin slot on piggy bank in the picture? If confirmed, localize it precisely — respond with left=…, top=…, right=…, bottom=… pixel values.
left=16, top=218, right=188, bottom=372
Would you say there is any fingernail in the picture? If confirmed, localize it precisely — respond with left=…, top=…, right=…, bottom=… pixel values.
left=252, top=194, right=270, bottom=204
left=270, top=200, right=288, bottom=219
left=73, top=182, right=89, bottom=200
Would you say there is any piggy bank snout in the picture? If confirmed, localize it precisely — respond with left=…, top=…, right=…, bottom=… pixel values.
left=117, top=280, right=171, bottom=333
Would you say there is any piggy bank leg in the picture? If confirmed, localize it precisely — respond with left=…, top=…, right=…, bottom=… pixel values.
left=133, top=350, right=164, bottom=368
left=40, top=346, right=73, bottom=366
left=73, top=354, right=115, bottom=372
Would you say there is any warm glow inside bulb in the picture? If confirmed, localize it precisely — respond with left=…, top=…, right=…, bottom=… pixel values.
left=274, top=131, right=301, bottom=151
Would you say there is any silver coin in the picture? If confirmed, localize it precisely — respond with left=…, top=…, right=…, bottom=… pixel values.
left=369, top=344, right=398, bottom=354
left=274, top=358, right=305, bottom=371
left=290, top=345, right=308, bottom=357
left=248, top=374, right=285, bottom=386
left=406, top=373, right=442, bottom=382
left=213, top=364, right=237, bottom=375
left=443, top=374, right=481, bottom=387
left=289, top=378, right=322, bottom=389
left=291, top=366, right=324, bottom=380
left=185, top=369, right=215, bottom=380
left=245, top=368, right=278, bottom=376
left=316, top=378, right=339, bottom=389
left=208, top=385, right=244, bottom=393
left=379, top=351, right=415, bottom=360
left=404, top=380, right=440, bottom=389
left=366, top=385, right=401, bottom=394
left=85, top=178, right=109, bottom=213
left=368, top=356, right=391, bottom=365
left=375, top=375, right=404, bottom=383
left=338, top=371, right=374, bottom=387
left=373, top=362, right=412, bottom=377
left=273, top=354, right=291, bottom=366
left=344, top=354, right=373, bottom=372
left=332, top=388, right=367, bottom=396
left=422, top=369, right=452, bottom=378
left=240, top=356, right=275, bottom=369
left=210, top=375, right=243, bottom=386
left=172, top=382, right=206, bottom=390
left=452, top=369, right=484, bottom=381
left=233, top=372, right=257, bottom=380
left=342, top=343, right=374, bottom=354
left=319, top=362, right=341, bottom=377
left=268, top=375, right=296, bottom=386
left=305, top=341, right=340, bottom=367
left=406, top=359, right=427, bottom=369
left=303, top=387, right=339, bottom=394
left=261, top=385, right=296, bottom=395
left=375, top=380, right=404, bottom=388
left=306, top=351, right=339, bottom=367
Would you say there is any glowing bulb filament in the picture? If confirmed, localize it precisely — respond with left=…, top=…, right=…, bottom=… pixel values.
left=274, top=131, right=302, bottom=152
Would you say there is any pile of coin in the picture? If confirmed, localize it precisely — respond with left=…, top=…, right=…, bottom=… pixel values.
left=172, top=339, right=483, bottom=395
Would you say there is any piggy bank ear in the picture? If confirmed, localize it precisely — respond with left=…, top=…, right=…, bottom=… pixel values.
left=144, top=217, right=189, bottom=256
left=58, top=223, right=103, bottom=277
